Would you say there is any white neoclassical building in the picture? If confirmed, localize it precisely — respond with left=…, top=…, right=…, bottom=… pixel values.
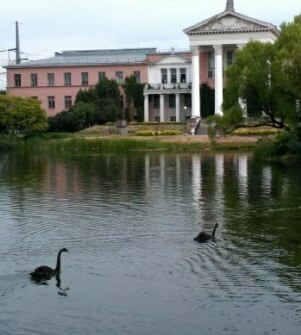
left=143, top=50, right=192, bottom=122
left=184, top=0, right=279, bottom=117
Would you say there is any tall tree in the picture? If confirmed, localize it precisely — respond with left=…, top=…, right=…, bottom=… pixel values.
left=224, top=14, right=301, bottom=128
left=273, top=14, right=301, bottom=121
left=123, top=75, right=144, bottom=121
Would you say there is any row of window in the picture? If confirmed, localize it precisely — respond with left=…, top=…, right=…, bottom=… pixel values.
left=161, top=68, right=187, bottom=84
left=14, top=71, right=141, bottom=87
left=44, top=93, right=190, bottom=111
left=44, top=95, right=72, bottom=109
left=151, top=94, right=191, bottom=109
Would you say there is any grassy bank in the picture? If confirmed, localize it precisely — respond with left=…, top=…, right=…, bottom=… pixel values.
left=19, top=135, right=258, bottom=154
left=1, top=129, right=262, bottom=154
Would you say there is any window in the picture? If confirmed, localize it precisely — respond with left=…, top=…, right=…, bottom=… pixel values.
left=81, top=72, right=89, bottom=85
left=133, top=71, right=140, bottom=83
left=14, top=74, right=21, bottom=87
left=180, top=68, right=186, bottom=83
left=169, top=94, right=175, bottom=108
left=47, top=73, right=55, bottom=86
left=170, top=68, right=177, bottom=84
left=115, top=71, right=123, bottom=84
left=48, top=96, right=55, bottom=109
left=98, top=72, right=106, bottom=81
left=227, top=50, right=234, bottom=67
left=208, top=52, right=215, bottom=79
left=170, top=116, right=176, bottom=122
left=153, top=95, right=160, bottom=109
left=64, top=72, right=72, bottom=86
left=30, top=73, right=38, bottom=87
left=161, top=69, right=167, bottom=83
left=64, top=96, right=72, bottom=110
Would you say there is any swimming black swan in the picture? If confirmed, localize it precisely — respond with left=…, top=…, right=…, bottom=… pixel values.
left=30, top=248, right=68, bottom=281
left=194, top=223, right=218, bottom=243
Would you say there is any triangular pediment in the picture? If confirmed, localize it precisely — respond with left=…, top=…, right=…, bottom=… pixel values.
left=184, top=11, right=279, bottom=36
left=157, top=55, right=188, bottom=65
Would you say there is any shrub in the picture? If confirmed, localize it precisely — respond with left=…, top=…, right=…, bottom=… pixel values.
left=232, top=128, right=280, bottom=136
left=135, top=130, right=181, bottom=136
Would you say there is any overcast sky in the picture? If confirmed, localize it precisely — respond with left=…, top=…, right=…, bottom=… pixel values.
left=0, top=0, right=300, bottom=89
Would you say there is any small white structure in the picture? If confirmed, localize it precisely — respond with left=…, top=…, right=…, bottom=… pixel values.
left=143, top=50, right=192, bottom=122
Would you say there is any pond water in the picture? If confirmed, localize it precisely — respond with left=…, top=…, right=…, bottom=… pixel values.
left=0, top=151, right=301, bottom=335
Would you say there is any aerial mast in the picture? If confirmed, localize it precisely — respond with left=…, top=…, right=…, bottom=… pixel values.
left=15, top=21, right=21, bottom=64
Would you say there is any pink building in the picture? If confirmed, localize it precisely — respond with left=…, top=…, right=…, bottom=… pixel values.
left=5, top=49, right=153, bottom=117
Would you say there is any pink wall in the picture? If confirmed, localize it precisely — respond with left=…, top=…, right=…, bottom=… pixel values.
left=199, top=52, right=214, bottom=89
left=7, top=63, right=149, bottom=116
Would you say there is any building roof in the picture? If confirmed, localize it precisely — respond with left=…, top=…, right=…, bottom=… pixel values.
left=5, top=48, right=157, bottom=68
left=184, top=1, right=280, bottom=37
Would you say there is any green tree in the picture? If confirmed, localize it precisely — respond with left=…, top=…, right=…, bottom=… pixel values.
left=0, top=96, right=48, bottom=136
left=224, top=41, right=283, bottom=126
left=273, top=14, right=301, bottom=123
left=200, top=83, right=214, bottom=118
left=75, top=88, right=97, bottom=104
left=224, top=14, right=301, bottom=129
left=123, top=75, right=145, bottom=121
left=48, top=102, right=96, bottom=132
left=75, top=77, right=122, bottom=123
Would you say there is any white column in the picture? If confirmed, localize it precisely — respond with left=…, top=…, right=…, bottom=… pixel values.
left=144, top=94, right=149, bottom=122
left=160, top=94, right=165, bottom=122
left=214, top=45, right=223, bottom=115
left=167, top=69, right=171, bottom=84
left=191, top=46, right=200, bottom=118
left=176, top=93, right=180, bottom=122
left=176, top=69, right=180, bottom=84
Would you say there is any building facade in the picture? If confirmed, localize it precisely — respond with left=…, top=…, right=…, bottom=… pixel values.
left=184, top=0, right=279, bottom=117
left=5, top=1, right=279, bottom=121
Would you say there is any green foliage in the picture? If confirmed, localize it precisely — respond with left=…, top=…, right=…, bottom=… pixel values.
left=135, top=130, right=181, bottom=136
left=123, top=75, right=145, bottom=122
left=200, top=83, right=214, bottom=117
left=256, top=126, right=301, bottom=159
left=224, top=41, right=280, bottom=123
left=225, top=14, right=301, bottom=130
left=49, top=78, right=123, bottom=132
left=0, top=95, right=48, bottom=136
left=273, top=127, right=301, bottom=155
left=48, top=102, right=96, bottom=132
left=275, top=14, right=301, bottom=99
left=0, top=90, right=6, bottom=95
left=232, top=127, right=280, bottom=136
left=75, top=88, right=97, bottom=104
left=206, top=104, right=243, bottom=139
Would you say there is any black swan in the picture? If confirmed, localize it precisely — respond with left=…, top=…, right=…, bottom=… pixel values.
left=194, top=223, right=218, bottom=243
left=30, top=248, right=68, bottom=281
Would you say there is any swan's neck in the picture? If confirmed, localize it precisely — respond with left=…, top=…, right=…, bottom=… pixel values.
left=211, top=224, right=218, bottom=237
left=55, top=251, right=63, bottom=272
